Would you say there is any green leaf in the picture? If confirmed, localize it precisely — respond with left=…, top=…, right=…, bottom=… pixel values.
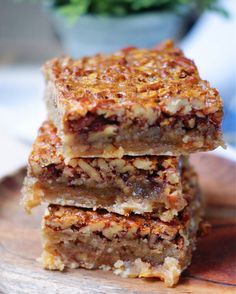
left=47, top=0, right=226, bottom=19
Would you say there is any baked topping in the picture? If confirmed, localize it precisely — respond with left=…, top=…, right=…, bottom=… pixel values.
left=45, top=205, right=188, bottom=241
left=43, top=40, right=223, bottom=122
left=29, top=121, right=183, bottom=187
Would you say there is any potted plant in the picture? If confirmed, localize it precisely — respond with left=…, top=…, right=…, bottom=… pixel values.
left=45, top=0, right=221, bottom=57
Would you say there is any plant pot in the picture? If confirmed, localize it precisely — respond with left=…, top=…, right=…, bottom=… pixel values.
left=48, top=10, right=194, bottom=57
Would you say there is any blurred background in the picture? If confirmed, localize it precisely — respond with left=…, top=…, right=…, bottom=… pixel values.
left=0, top=0, right=235, bottom=176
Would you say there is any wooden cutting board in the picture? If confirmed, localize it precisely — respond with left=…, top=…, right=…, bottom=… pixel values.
left=0, top=153, right=236, bottom=294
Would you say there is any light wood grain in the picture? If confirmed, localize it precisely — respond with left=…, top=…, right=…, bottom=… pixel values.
left=0, top=153, right=236, bottom=294
left=190, top=153, right=236, bottom=207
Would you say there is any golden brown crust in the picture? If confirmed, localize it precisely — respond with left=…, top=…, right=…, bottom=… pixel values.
left=43, top=164, right=199, bottom=235
left=45, top=205, right=180, bottom=239
left=43, top=40, right=222, bottom=120
left=29, top=122, right=182, bottom=174
left=43, top=41, right=224, bottom=158
left=41, top=190, right=203, bottom=287
left=23, top=121, right=196, bottom=220
left=28, top=121, right=182, bottom=182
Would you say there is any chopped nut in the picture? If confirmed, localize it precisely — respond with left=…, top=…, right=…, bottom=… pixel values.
left=131, top=105, right=158, bottom=125
left=168, top=173, right=179, bottom=184
left=110, top=159, right=135, bottom=173
left=103, top=223, right=123, bottom=239
left=97, top=158, right=110, bottom=172
left=88, top=125, right=118, bottom=142
left=187, top=118, right=195, bottom=128
left=80, top=222, right=105, bottom=234
left=164, top=98, right=192, bottom=115
left=133, top=158, right=154, bottom=170
left=77, top=159, right=102, bottom=182
left=183, top=135, right=191, bottom=143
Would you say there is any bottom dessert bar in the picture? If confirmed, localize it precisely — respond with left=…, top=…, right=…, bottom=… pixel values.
left=41, top=192, right=202, bottom=287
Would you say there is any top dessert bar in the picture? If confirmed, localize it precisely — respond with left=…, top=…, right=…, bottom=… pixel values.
left=43, top=40, right=224, bottom=159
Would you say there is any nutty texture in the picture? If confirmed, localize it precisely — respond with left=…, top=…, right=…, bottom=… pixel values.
left=43, top=40, right=224, bottom=158
left=44, top=40, right=222, bottom=119
left=22, top=121, right=198, bottom=221
left=44, top=205, right=184, bottom=238
left=27, top=122, right=182, bottom=179
left=41, top=189, right=203, bottom=287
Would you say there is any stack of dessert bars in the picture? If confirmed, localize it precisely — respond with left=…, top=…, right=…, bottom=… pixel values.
left=22, top=41, right=223, bottom=287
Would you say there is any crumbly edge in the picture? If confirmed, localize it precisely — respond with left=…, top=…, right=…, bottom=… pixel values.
left=62, top=125, right=224, bottom=159
left=22, top=157, right=191, bottom=221
left=40, top=193, right=202, bottom=287
left=28, top=121, right=184, bottom=178
left=40, top=252, right=183, bottom=287
left=22, top=176, right=184, bottom=221
left=30, top=143, right=182, bottom=184
left=24, top=125, right=186, bottom=219
left=41, top=186, right=202, bottom=240
left=43, top=44, right=224, bottom=158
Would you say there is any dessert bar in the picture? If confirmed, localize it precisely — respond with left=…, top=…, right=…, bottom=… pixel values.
left=41, top=188, right=202, bottom=287
left=22, top=121, right=196, bottom=221
left=43, top=41, right=224, bottom=159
